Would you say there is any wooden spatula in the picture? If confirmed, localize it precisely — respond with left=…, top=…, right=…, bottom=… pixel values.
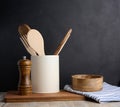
left=54, top=28, right=72, bottom=55
left=27, top=29, right=45, bottom=56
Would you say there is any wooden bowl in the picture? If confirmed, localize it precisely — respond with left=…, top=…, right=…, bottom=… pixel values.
left=72, top=74, right=103, bottom=92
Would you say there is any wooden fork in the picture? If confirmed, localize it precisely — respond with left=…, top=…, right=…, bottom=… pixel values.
left=18, top=24, right=37, bottom=55
left=20, top=35, right=37, bottom=56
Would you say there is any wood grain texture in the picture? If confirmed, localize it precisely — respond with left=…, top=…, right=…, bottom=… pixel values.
left=17, top=58, right=32, bottom=95
left=4, top=91, right=86, bottom=102
left=72, top=74, right=103, bottom=92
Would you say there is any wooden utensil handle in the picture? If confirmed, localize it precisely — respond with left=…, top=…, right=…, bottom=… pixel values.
left=54, top=28, right=72, bottom=55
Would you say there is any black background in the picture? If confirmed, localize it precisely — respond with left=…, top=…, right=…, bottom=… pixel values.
left=0, top=0, right=120, bottom=91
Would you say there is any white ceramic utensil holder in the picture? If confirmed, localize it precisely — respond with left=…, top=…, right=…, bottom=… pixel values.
left=31, top=55, right=59, bottom=93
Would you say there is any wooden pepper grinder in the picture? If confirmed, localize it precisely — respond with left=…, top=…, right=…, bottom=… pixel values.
left=17, top=56, right=32, bottom=95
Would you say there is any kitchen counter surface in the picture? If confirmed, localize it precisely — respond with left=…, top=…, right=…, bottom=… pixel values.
left=0, top=92, right=120, bottom=107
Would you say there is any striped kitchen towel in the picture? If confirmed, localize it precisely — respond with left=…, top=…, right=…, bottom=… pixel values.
left=64, top=82, right=120, bottom=103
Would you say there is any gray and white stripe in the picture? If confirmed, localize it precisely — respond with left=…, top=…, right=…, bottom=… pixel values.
left=64, top=82, right=120, bottom=103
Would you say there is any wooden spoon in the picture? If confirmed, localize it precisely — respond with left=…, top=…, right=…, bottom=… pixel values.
left=27, top=29, right=45, bottom=56
left=54, top=28, right=72, bottom=55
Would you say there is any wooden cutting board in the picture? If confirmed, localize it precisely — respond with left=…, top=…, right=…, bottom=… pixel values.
left=4, top=91, right=87, bottom=102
